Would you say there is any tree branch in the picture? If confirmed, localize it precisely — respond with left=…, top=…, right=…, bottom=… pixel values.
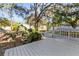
left=37, top=3, right=52, bottom=19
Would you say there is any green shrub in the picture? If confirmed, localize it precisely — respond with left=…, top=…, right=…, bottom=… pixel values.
left=11, top=23, right=20, bottom=31
left=28, top=28, right=32, bottom=32
left=26, top=31, right=42, bottom=43
left=28, top=28, right=36, bottom=32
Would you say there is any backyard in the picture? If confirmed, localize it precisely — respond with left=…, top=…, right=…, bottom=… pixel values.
left=0, top=3, right=79, bottom=56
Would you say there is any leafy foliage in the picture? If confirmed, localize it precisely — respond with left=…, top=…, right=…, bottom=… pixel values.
left=11, top=22, right=20, bottom=31
left=26, top=31, right=42, bottom=43
left=49, top=3, right=79, bottom=29
left=25, top=3, right=52, bottom=31
left=0, top=17, right=11, bottom=27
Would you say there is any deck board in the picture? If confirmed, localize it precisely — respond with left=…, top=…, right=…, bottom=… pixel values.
left=8, top=48, right=14, bottom=56
left=4, top=37, right=79, bottom=56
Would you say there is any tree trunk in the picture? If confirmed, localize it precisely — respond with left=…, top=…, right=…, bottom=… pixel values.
left=34, top=19, right=39, bottom=31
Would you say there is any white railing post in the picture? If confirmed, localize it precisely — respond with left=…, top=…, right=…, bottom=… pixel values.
left=76, top=31, right=77, bottom=38
left=68, top=30, right=70, bottom=40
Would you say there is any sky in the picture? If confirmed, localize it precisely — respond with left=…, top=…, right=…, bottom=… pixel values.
left=17, top=3, right=31, bottom=8
left=0, top=3, right=31, bottom=23
left=14, top=3, right=31, bottom=23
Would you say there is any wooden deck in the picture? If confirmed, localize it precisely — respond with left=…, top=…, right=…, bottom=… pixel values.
left=4, top=37, right=79, bottom=56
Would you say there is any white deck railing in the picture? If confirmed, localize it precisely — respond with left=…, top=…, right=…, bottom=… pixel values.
left=48, top=26, right=79, bottom=41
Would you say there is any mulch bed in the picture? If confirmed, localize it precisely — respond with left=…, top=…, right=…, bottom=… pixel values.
left=0, top=32, right=24, bottom=56
left=0, top=41, right=23, bottom=56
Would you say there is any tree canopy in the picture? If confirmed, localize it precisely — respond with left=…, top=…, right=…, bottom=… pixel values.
left=0, top=3, right=79, bottom=29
